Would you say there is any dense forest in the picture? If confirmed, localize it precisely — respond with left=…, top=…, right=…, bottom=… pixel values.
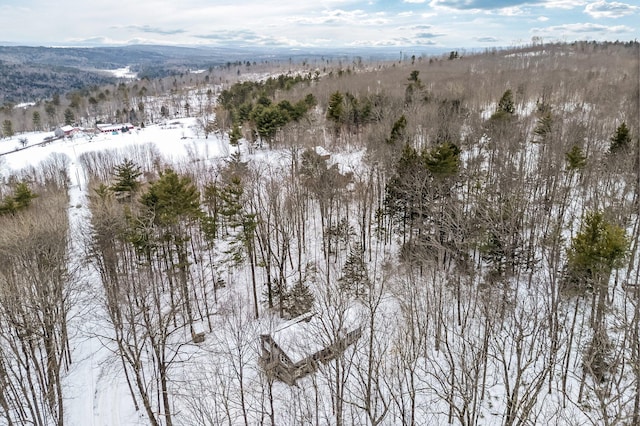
left=0, top=44, right=395, bottom=105
left=0, top=40, right=639, bottom=425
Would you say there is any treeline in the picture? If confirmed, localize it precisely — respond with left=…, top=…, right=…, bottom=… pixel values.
left=0, top=157, right=71, bottom=426
left=0, top=61, right=116, bottom=105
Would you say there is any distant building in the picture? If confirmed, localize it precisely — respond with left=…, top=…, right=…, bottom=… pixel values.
left=96, top=123, right=134, bottom=133
left=259, top=311, right=362, bottom=385
left=56, top=125, right=81, bottom=137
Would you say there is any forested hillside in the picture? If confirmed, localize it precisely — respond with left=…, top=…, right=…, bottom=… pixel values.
left=0, top=40, right=639, bottom=425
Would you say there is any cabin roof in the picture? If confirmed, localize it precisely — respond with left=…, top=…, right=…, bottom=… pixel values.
left=269, top=306, right=362, bottom=364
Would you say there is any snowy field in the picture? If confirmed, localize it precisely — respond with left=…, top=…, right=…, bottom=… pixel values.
left=1, top=119, right=232, bottom=426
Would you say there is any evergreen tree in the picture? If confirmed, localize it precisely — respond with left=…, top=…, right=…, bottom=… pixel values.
left=565, top=145, right=587, bottom=171
left=32, top=111, right=42, bottom=131
left=219, top=175, right=246, bottom=233
left=2, top=119, right=13, bottom=138
left=339, top=243, right=370, bottom=297
left=110, top=159, right=143, bottom=196
left=12, top=182, right=38, bottom=209
left=140, top=169, right=203, bottom=328
left=480, top=231, right=507, bottom=276
left=327, top=91, right=344, bottom=125
left=384, top=144, right=426, bottom=222
left=141, top=169, right=202, bottom=227
left=237, top=102, right=254, bottom=123
left=565, top=211, right=628, bottom=295
left=497, top=89, right=515, bottom=114
left=0, top=197, right=17, bottom=216
left=490, top=89, right=515, bottom=121
left=285, top=280, right=315, bottom=318
left=251, top=105, right=287, bottom=143
left=303, top=93, right=317, bottom=108
left=425, top=141, right=461, bottom=178
left=386, top=115, right=407, bottom=145
left=609, top=122, right=631, bottom=154
left=0, top=182, right=37, bottom=215
left=229, top=122, right=242, bottom=146
left=64, top=108, right=75, bottom=126
left=45, top=103, right=56, bottom=125
left=534, top=110, right=553, bottom=142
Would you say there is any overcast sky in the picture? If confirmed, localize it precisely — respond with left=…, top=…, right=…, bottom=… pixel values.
left=1, top=0, right=638, bottom=49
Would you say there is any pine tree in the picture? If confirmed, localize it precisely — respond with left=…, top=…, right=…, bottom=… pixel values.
left=425, top=141, right=461, bottom=178
left=141, top=168, right=202, bottom=227
left=251, top=105, right=287, bottom=143
left=229, top=122, right=242, bottom=146
left=64, top=108, right=75, bottom=126
left=339, top=243, right=370, bottom=297
left=0, top=197, right=16, bottom=215
left=12, top=182, right=38, bottom=209
left=140, top=169, right=203, bottom=328
left=285, top=280, right=315, bottom=318
left=0, top=182, right=37, bottom=215
left=490, top=89, right=515, bottom=121
left=534, top=110, right=553, bottom=142
left=497, top=89, right=515, bottom=114
left=110, top=159, right=142, bottom=196
left=565, top=211, right=628, bottom=296
left=32, top=111, right=42, bottom=131
left=480, top=231, right=507, bottom=276
left=609, top=122, right=631, bottom=154
left=2, top=119, right=14, bottom=138
left=565, top=145, right=587, bottom=171
left=327, top=91, right=344, bottom=125
left=384, top=144, right=427, bottom=223
left=386, top=115, right=407, bottom=145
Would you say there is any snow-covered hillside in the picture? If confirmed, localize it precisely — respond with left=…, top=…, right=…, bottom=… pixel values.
left=1, top=43, right=640, bottom=426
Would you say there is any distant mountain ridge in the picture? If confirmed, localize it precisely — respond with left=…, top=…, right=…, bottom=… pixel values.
left=0, top=44, right=442, bottom=104
left=0, top=45, right=231, bottom=104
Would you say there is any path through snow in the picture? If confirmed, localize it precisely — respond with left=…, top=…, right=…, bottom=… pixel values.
left=2, top=118, right=230, bottom=425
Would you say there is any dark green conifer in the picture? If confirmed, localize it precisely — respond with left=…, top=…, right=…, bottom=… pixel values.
left=110, top=159, right=142, bottom=196
left=285, top=280, right=315, bottom=318
left=339, top=243, right=370, bottom=297
left=609, top=122, right=631, bottom=154
left=565, top=145, right=587, bottom=171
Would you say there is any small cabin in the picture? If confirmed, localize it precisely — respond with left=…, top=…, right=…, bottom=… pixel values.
left=259, top=311, right=362, bottom=385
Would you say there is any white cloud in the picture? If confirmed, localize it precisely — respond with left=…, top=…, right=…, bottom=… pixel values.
left=396, top=24, right=435, bottom=30
left=542, top=0, right=588, bottom=9
left=533, top=22, right=632, bottom=33
left=290, top=9, right=389, bottom=26
left=584, top=1, right=638, bottom=18
left=2, top=0, right=637, bottom=49
left=497, top=6, right=526, bottom=15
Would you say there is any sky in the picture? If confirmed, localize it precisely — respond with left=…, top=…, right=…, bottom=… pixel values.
left=0, top=0, right=638, bottom=50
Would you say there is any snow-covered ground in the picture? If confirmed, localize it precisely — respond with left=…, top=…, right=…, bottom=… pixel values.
left=1, top=118, right=231, bottom=426
left=99, top=66, right=138, bottom=79
left=1, top=82, right=637, bottom=425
